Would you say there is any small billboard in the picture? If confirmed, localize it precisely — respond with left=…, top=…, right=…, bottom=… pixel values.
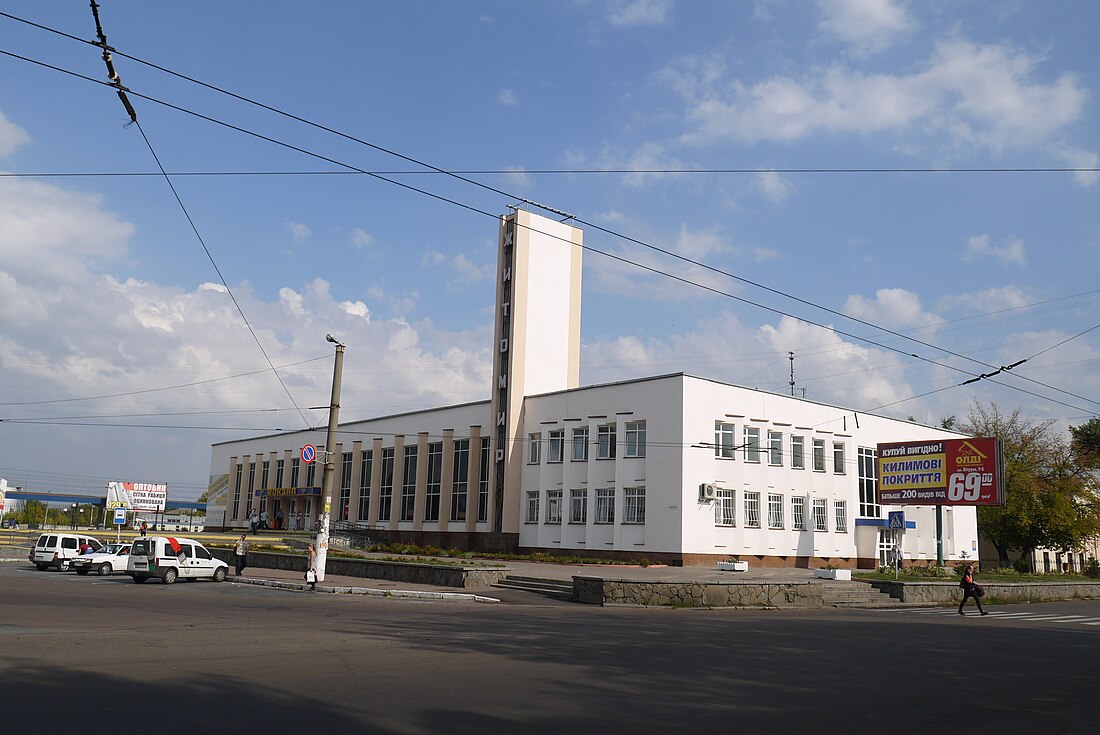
left=876, top=437, right=1004, bottom=506
left=106, top=481, right=167, bottom=512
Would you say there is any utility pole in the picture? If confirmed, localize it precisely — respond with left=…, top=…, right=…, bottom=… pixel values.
left=314, top=334, right=345, bottom=582
left=788, top=351, right=795, bottom=396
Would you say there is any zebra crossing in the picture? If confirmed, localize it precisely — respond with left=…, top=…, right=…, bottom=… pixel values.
left=877, top=607, right=1100, bottom=627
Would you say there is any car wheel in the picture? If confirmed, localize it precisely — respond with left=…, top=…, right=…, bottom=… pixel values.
left=162, top=568, right=178, bottom=585
left=212, top=567, right=227, bottom=582
left=98, top=563, right=113, bottom=576
left=35, top=564, right=49, bottom=571
left=58, top=562, right=69, bottom=572
left=76, top=569, right=89, bottom=575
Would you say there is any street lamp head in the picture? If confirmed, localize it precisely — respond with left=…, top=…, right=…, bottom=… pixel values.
left=326, top=333, right=345, bottom=348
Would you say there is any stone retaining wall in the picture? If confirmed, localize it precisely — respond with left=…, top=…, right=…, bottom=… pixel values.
left=869, top=580, right=1100, bottom=604
left=574, top=576, right=827, bottom=608
left=211, top=549, right=509, bottom=588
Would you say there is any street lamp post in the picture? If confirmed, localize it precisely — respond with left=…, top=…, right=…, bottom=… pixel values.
left=70, top=504, right=77, bottom=530
left=314, top=334, right=345, bottom=582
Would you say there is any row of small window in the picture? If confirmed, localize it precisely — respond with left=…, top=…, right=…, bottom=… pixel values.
left=525, top=487, right=646, bottom=525
left=714, top=490, right=848, bottom=533
left=714, top=422, right=845, bottom=474
left=528, top=421, right=646, bottom=464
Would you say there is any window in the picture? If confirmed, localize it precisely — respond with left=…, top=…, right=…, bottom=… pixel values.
left=306, top=460, right=316, bottom=488
left=597, top=425, right=616, bottom=459
left=858, top=447, right=880, bottom=518
left=768, top=493, right=784, bottom=529
left=768, top=431, right=783, bottom=466
left=743, top=427, right=761, bottom=462
left=358, top=450, right=372, bottom=522
left=744, top=491, right=761, bottom=528
left=478, top=438, right=490, bottom=522
left=378, top=447, right=394, bottom=521
left=833, top=442, right=846, bottom=475
left=570, top=489, right=588, bottom=524
left=450, top=439, right=469, bottom=522
left=834, top=500, right=848, bottom=533
left=339, top=452, right=353, bottom=522
left=526, top=491, right=540, bottom=523
left=792, top=496, right=806, bottom=531
left=290, top=458, right=300, bottom=488
left=232, top=463, right=242, bottom=519
left=528, top=433, right=541, bottom=464
left=813, top=438, right=826, bottom=472
left=791, top=436, right=805, bottom=470
left=813, top=498, right=828, bottom=531
left=194, top=545, right=211, bottom=560
left=572, top=427, right=589, bottom=461
left=424, top=442, right=442, bottom=522
left=401, top=446, right=418, bottom=521
left=546, top=489, right=563, bottom=524
left=261, top=461, right=270, bottom=492
left=246, top=463, right=256, bottom=515
left=715, top=488, right=735, bottom=526
left=714, top=421, right=735, bottom=459
left=623, top=487, right=646, bottom=524
left=275, top=458, right=284, bottom=488
left=595, top=488, right=615, bottom=524
left=625, top=421, right=646, bottom=457
left=548, top=430, right=564, bottom=463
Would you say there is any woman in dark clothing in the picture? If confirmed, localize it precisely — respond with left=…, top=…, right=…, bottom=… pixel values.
left=958, top=564, right=988, bottom=615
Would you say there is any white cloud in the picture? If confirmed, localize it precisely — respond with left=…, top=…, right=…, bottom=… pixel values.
left=1050, top=144, right=1100, bottom=188
left=500, top=166, right=534, bottom=189
left=843, top=288, right=940, bottom=330
left=964, top=234, right=1026, bottom=266
left=421, top=249, right=446, bottom=267
left=0, top=111, right=30, bottom=156
left=498, top=88, right=519, bottom=107
left=339, top=300, right=370, bottom=319
left=757, top=171, right=794, bottom=203
left=286, top=221, right=311, bottom=242
left=935, top=285, right=1033, bottom=316
left=667, top=38, right=1087, bottom=154
left=607, top=0, right=673, bottom=28
left=421, top=249, right=494, bottom=285
left=753, top=247, right=781, bottom=262
left=818, top=0, right=913, bottom=56
left=350, top=228, right=375, bottom=247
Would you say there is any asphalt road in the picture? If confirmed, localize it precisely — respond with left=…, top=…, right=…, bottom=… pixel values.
left=2, top=563, right=1098, bottom=735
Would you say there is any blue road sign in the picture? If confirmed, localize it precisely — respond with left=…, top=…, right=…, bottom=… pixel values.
left=888, top=511, right=905, bottom=530
left=302, top=444, right=317, bottom=464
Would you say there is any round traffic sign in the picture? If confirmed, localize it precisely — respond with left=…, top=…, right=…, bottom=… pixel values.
left=301, top=444, right=316, bottom=463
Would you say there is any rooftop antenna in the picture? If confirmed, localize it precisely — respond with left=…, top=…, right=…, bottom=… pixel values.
left=788, top=351, right=796, bottom=396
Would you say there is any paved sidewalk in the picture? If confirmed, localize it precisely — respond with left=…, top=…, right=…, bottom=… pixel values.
left=229, top=566, right=502, bottom=603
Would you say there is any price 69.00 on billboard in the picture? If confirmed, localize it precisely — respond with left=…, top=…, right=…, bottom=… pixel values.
left=876, top=437, right=1005, bottom=506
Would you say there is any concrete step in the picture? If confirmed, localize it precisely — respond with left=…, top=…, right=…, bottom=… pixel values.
left=817, top=580, right=900, bottom=607
left=493, top=575, right=575, bottom=601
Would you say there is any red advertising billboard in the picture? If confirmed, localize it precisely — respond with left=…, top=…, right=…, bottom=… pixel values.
left=876, top=437, right=1004, bottom=506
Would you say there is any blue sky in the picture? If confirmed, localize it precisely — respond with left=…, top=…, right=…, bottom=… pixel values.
left=1, top=0, right=1097, bottom=501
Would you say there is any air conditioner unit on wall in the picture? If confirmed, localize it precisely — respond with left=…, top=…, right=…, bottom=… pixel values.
left=699, top=483, right=717, bottom=502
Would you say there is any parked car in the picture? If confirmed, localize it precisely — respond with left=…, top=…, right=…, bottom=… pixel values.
left=127, top=536, right=228, bottom=585
left=29, top=533, right=104, bottom=571
left=70, top=542, right=132, bottom=576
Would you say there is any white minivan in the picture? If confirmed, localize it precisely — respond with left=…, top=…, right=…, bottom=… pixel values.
left=29, top=533, right=103, bottom=571
left=127, top=536, right=228, bottom=585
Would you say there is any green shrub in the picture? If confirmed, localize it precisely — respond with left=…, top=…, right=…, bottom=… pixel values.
left=1012, top=556, right=1033, bottom=574
left=1085, top=556, right=1100, bottom=579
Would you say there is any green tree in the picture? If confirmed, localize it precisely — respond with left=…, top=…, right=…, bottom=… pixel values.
left=962, top=402, right=1100, bottom=565
left=1070, top=417, right=1100, bottom=468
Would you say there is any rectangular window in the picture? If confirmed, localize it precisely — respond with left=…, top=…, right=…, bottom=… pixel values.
left=528, top=433, right=541, bottom=464
left=744, top=491, right=761, bottom=528
left=768, top=493, right=784, bottom=529
left=833, top=442, right=846, bottom=475
left=813, top=498, right=828, bottom=531
left=424, top=442, right=442, bottom=522
left=625, top=421, right=646, bottom=458
left=743, top=427, right=761, bottom=462
left=715, top=489, right=735, bottom=526
left=401, top=446, right=417, bottom=521
left=597, top=425, right=616, bottom=459
left=275, top=458, right=284, bottom=488
left=834, top=500, right=848, bottom=533
left=358, top=450, right=372, bottom=522
left=791, top=436, right=805, bottom=470
left=858, top=447, right=880, bottom=518
left=232, top=463, right=242, bottom=519
left=570, top=489, right=588, bottom=524
left=623, top=487, right=646, bottom=524
left=714, top=421, right=735, bottom=459
left=261, top=461, right=270, bottom=492
left=478, top=438, right=490, bottom=522
left=547, top=430, right=564, bottom=463
left=546, top=489, right=563, bottom=524
left=813, top=438, right=826, bottom=472
left=306, top=461, right=316, bottom=488
left=290, top=458, right=300, bottom=488
left=246, top=463, right=256, bottom=515
left=339, top=452, right=353, bottom=522
left=572, top=427, right=589, bottom=461
left=792, top=496, right=806, bottom=531
left=526, top=491, right=540, bottom=523
left=595, top=488, right=615, bottom=524
left=768, top=431, right=783, bottom=466
left=450, top=439, right=469, bottom=522
left=378, top=448, right=394, bottom=522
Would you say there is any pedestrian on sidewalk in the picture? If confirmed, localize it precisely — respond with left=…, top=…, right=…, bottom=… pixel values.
left=958, top=564, right=988, bottom=616
left=234, top=534, right=248, bottom=576
left=306, top=543, right=317, bottom=592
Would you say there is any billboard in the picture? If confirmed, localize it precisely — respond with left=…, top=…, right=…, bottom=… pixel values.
left=106, top=481, right=168, bottom=512
left=876, top=438, right=1004, bottom=506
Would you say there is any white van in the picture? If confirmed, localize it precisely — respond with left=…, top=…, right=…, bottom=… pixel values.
left=29, top=533, right=104, bottom=571
left=126, top=536, right=228, bottom=585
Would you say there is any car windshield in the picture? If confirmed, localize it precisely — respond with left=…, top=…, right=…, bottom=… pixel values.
left=103, top=544, right=128, bottom=555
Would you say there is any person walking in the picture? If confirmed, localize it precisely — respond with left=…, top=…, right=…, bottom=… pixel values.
left=958, top=564, right=988, bottom=615
left=139, top=521, right=147, bottom=537
left=306, top=543, right=317, bottom=592
left=276, top=509, right=284, bottom=530
left=234, top=534, right=248, bottom=576
left=260, top=509, right=269, bottom=530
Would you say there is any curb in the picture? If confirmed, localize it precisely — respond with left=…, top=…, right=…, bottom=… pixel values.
left=230, top=574, right=501, bottom=603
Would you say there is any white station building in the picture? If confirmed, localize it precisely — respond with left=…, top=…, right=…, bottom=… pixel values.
left=208, top=209, right=976, bottom=567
